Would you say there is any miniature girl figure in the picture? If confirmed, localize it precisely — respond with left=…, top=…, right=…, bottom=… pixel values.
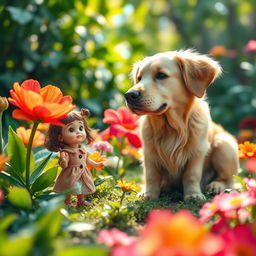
left=45, top=108, right=104, bottom=207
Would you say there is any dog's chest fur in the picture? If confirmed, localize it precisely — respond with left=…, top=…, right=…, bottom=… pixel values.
left=143, top=111, right=206, bottom=177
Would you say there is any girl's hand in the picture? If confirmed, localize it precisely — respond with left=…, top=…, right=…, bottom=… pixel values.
left=96, top=162, right=105, bottom=169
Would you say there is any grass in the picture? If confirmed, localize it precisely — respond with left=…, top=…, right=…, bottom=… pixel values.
left=66, top=165, right=212, bottom=240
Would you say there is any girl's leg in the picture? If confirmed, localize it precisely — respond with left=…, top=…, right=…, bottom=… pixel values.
left=77, top=194, right=89, bottom=206
left=64, top=194, right=76, bottom=207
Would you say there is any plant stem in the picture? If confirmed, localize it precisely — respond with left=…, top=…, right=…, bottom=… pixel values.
left=0, top=112, right=2, bottom=154
left=25, top=121, right=39, bottom=193
left=115, top=137, right=125, bottom=175
left=119, top=190, right=126, bottom=209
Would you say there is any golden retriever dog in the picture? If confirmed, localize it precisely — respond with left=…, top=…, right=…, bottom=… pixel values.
left=125, top=50, right=239, bottom=201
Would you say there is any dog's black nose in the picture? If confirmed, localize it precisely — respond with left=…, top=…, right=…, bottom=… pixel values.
left=125, top=90, right=141, bottom=103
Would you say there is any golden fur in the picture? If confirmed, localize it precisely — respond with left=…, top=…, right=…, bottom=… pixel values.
left=125, top=50, right=239, bottom=201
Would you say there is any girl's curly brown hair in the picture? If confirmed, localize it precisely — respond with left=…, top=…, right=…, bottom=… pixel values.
left=44, top=109, right=97, bottom=152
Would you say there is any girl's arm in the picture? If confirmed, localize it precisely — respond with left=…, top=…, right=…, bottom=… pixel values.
left=59, top=151, right=69, bottom=169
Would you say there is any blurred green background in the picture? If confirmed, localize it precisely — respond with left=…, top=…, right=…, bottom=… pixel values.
left=1, top=0, right=256, bottom=134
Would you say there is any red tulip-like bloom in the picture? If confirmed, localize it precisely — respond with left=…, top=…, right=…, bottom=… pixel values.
left=8, top=79, right=76, bottom=125
left=102, top=107, right=142, bottom=148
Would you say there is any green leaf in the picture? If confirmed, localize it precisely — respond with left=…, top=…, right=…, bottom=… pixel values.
left=35, top=208, right=63, bottom=245
left=8, top=187, right=32, bottom=210
left=7, top=127, right=26, bottom=175
left=94, top=176, right=113, bottom=186
left=233, top=175, right=246, bottom=190
left=0, top=214, right=17, bottom=232
left=0, top=171, right=24, bottom=187
left=30, top=153, right=53, bottom=184
left=56, top=246, right=109, bottom=256
left=31, top=167, right=58, bottom=195
left=7, top=7, right=33, bottom=25
left=34, top=149, right=57, bottom=164
left=0, top=232, right=34, bottom=256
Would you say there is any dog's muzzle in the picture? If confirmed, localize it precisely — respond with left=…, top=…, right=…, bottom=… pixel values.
left=124, top=90, right=141, bottom=105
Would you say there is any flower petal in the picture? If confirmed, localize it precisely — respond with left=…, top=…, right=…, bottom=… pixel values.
left=109, top=124, right=127, bottom=137
left=127, top=132, right=142, bottom=148
left=118, top=107, right=137, bottom=126
left=21, top=79, right=41, bottom=93
left=40, top=85, right=63, bottom=103
left=12, top=109, right=37, bottom=121
left=103, top=109, right=121, bottom=124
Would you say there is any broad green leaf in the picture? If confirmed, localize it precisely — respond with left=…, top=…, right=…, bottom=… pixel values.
left=34, top=149, right=57, bottom=164
left=0, top=232, right=34, bottom=256
left=0, top=214, right=17, bottom=232
left=35, top=208, right=63, bottom=245
left=56, top=246, right=109, bottom=256
left=8, top=187, right=32, bottom=210
left=0, top=171, right=24, bottom=187
left=7, top=7, right=33, bottom=25
left=7, top=127, right=26, bottom=175
left=31, top=167, right=58, bottom=194
left=30, top=153, right=53, bottom=184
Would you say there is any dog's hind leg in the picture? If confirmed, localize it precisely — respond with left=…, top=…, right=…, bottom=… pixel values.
left=206, top=133, right=239, bottom=194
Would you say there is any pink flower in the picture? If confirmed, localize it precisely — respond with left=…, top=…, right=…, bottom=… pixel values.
left=97, top=228, right=137, bottom=247
left=0, top=190, right=4, bottom=204
left=217, top=191, right=256, bottom=212
left=244, top=178, right=256, bottom=193
left=200, top=199, right=219, bottom=223
left=200, top=191, right=256, bottom=224
left=245, top=157, right=256, bottom=172
left=91, top=140, right=113, bottom=153
left=102, top=107, right=142, bottom=148
left=218, top=224, right=256, bottom=256
left=244, top=40, right=256, bottom=52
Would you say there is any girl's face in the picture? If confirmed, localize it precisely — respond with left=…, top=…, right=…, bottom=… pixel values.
left=59, top=120, right=86, bottom=147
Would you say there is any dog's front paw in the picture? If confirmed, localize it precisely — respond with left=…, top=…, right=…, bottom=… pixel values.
left=143, top=190, right=160, bottom=200
left=184, top=192, right=206, bottom=201
left=206, top=181, right=226, bottom=194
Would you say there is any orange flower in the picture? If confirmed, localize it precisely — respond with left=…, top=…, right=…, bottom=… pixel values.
left=88, top=151, right=106, bottom=171
left=238, top=129, right=254, bottom=142
left=36, top=123, right=49, bottom=132
left=8, top=79, right=76, bottom=125
left=16, top=127, right=45, bottom=148
left=117, top=180, right=138, bottom=192
left=239, top=141, right=256, bottom=159
left=136, top=210, right=223, bottom=256
left=209, top=46, right=227, bottom=57
left=122, top=145, right=142, bottom=160
left=0, top=154, right=10, bottom=171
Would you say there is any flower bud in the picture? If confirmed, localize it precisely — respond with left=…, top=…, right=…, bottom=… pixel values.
left=0, top=97, right=9, bottom=112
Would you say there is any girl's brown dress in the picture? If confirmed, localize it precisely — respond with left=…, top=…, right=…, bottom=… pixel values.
left=53, top=144, right=96, bottom=195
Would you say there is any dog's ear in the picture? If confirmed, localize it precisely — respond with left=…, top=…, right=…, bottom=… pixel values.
left=175, top=53, right=222, bottom=98
left=130, top=61, right=141, bottom=84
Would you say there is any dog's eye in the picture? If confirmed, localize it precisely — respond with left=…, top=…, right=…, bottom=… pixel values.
left=137, top=76, right=142, bottom=82
left=155, top=72, right=168, bottom=80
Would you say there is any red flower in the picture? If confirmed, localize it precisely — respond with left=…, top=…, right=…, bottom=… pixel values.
left=244, top=40, right=256, bottom=52
left=8, top=79, right=76, bottom=125
left=102, top=107, right=142, bottom=148
left=219, top=224, right=256, bottom=256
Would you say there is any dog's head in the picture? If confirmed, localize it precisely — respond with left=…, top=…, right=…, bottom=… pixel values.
left=125, top=50, right=222, bottom=115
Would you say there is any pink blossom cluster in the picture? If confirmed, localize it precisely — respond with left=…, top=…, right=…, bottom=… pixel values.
left=91, top=140, right=113, bottom=153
